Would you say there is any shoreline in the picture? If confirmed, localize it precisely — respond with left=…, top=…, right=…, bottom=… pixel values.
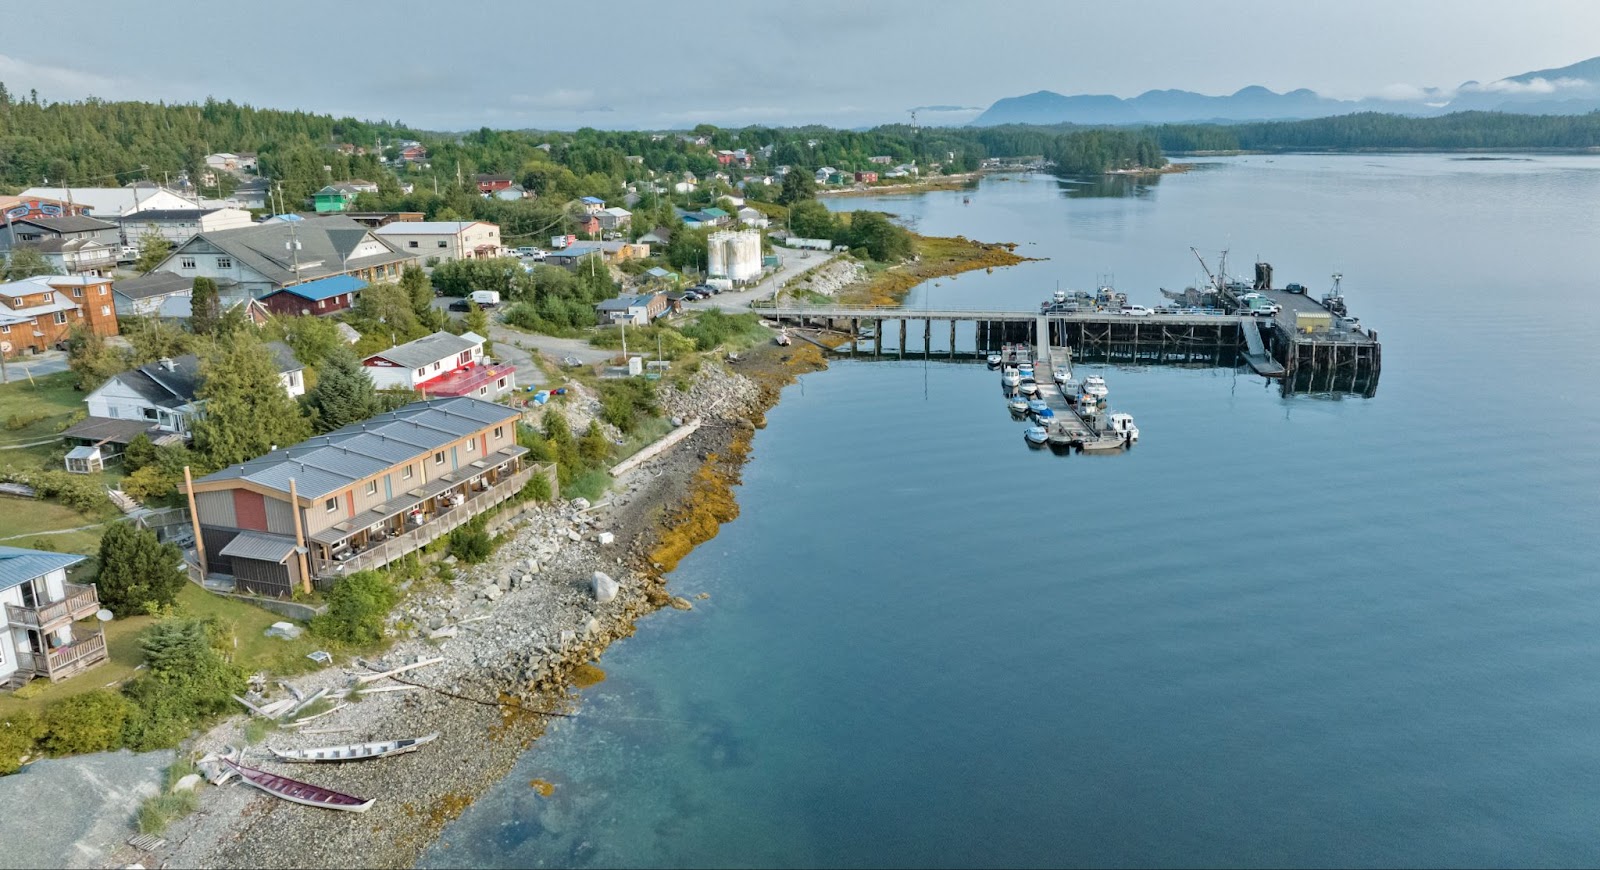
left=138, top=342, right=825, bottom=869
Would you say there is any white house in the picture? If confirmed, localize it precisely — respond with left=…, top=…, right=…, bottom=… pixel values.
left=372, top=221, right=502, bottom=264
left=738, top=207, right=770, bottom=229
left=119, top=207, right=254, bottom=247
left=82, top=344, right=304, bottom=439
left=361, top=330, right=516, bottom=399
left=0, top=546, right=109, bottom=684
left=19, top=185, right=200, bottom=221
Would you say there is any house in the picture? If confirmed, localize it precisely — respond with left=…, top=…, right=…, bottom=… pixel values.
left=232, top=178, right=272, bottom=210
left=672, top=181, right=697, bottom=195
left=815, top=167, right=837, bottom=184
left=19, top=185, right=198, bottom=220
left=714, top=150, right=736, bottom=166
left=595, top=207, right=632, bottom=232
left=342, top=211, right=426, bottom=229
left=399, top=143, right=428, bottom=163
left=643, top=266, right=680, bottom=286
left=855, top=171, right=879, bottom=184
left=156, top=293, right=271, bottom=329
left=700, top=207, right=731, bottom=225
left=118, top=207, right=254, bottom=247
left=572, top=214, right=601, bottom=237
left=205, top=153, right=243, bottom=171
left=362, top=330, right=516, bottom=399
left=0, top=216, right=121, bottom=275
left=717, top=193, right=746, bottom=208
left=493, top=184, right=532, bottom=202
left=154, top=215, right=416, bottom=303
left=594, top=292, right=666, bottom=326
left=185, top=397, right=537, bottom=594
left=112, top=271, right=196, bottom=318
left=638, top=226, right=673, bottom=246
left=578, top=196, right=606, bottom=214
left=373, top=221, right=502, bottom=264
left=79, top=342, right=304, bottom=436
left=546, top=244, right=604, bottom=269
left=313, top=185, right=356, bottom=213
left=869, top=155, right=895, bottom=165
left=476, top=174, right=514, bottom=194
left=738, top=207, right=770, bottom=229
left=0, top=275, right=119, bottom=359
left=259, top=274, right=366, bottom=318
left=0, top=546, right=109, bottom=685
left=597, top=241, right=650, bottom=263
left=621, top=192, right=642, bottom=208
left=333, top=143, right=368, bottom=156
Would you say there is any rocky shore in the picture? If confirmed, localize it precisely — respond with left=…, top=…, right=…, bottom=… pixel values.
left=134, top=345, right=815, bottom=870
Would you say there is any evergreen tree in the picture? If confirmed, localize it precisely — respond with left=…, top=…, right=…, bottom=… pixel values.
left=65, top=323, right=128, bottom=390
left=189, top=277, right=220, bottom=337
left=778, top=169, right=816, bottom=205
left=304, top=347, right=380, bottom=433
left=96, top=522, right=186, bottom=615
left=2, top=247, right=56, bottom=280
left=191, top=334, right=312, bottom=469
left=133, top=232, right=171, bottom=275
left=399, top=264, right=433, bottom=317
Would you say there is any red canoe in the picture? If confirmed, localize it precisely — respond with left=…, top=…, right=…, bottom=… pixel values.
left=221, top=757, right=375, bottom=813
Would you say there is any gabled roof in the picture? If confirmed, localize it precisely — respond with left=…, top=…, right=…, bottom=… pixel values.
left=701, top=207, right=729, bottom=218
left=114, top=272, right=194, bottom=301
left=194, top=396, right=520, bottom=500
left=579, top=196, right=606, bottom=205
left=0, top=546, right=86, bottom=592
left=11, top=215, right=119, bottom=234
left=99, top=342, right=300, bottom=408
left=364, top=331, right=481, bottom=370
left=32, top=237, right=111, bottom=254
left=117, top=208, right=238, bottom=222
left=269, top=273, right=366, bottom=302
left=373, top=222, right=484, bottom=236
left=164, top=216, right=413, bottom=288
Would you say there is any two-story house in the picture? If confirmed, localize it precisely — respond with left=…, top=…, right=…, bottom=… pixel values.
left=594, top=292, right=667, bottom=326
left=595, top=207, right=632, bottom=233
left=0, top=547, right=109, bottom=687
left=0, top=275, right=120, bottom=359
left=0, top=216, right=122, bottom=276
left=362, top=331, right=516, bottom=400
left=185, top=397, right=538, bottom=594
left=119, top=207, right=254, bottom=247
left=476, top=175, right=514, bottom=194
left=372, top=221, right=502, bottom=265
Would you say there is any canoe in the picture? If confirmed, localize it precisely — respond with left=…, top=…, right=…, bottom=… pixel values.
left=269, top=732, right=439, bottom=763
left=220, top=757, right=375, bottom=813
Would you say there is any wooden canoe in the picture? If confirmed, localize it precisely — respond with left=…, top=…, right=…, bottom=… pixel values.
left=220, top=758, right=375, bottom=813
left=269, top=732, right=439, bottom=763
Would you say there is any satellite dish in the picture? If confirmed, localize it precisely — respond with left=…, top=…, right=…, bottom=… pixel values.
left=0, top=341, right=11, bottom=354
left=96, top=609, right=114, bottom=622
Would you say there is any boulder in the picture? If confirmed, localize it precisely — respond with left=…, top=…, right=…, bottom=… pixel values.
left=522, top=574, right=534, bottom=586
left=498, top=575, right=512, bottom=591
left=571, top=497, right=591, bottom=511
left=597, top=532, right=615, bottom=546
left=670, top=596, right=694, bottom=611
left=567, top=529, right=583, bottom=543
left=591, top=571, right=619, bottom=604
left=172, top=773, right=203, bottom=793
left=484, top=585, right=504, bottom=602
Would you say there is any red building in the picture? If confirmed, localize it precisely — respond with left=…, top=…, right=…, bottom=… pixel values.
left=476, top=174, right=514, bottom=194
left=573, top=214, right=600, bottom=236
left=855, top=171, right=879, bottom=184
left=258, top=274, right=365, bottom=318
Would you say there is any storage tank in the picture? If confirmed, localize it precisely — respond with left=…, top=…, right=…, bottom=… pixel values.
left=708, top=230, right=762, bottom=282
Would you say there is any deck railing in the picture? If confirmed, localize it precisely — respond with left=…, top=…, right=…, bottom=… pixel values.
left=3, top=583, right=100, bottom=630
left=14, top=630, right=109, bottom=682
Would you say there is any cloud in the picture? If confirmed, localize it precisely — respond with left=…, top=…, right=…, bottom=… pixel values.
left=0, top=53, right=126, bottom=101
left=1463, top=76, right=1588, bottom=95
left=508, top=89, right=600, bottom=110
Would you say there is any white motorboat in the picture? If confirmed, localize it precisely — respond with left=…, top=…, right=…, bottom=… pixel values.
left=1107, top=411, right=1140, bottom=444
left=1001, top=366, right=1021, bottom=387
left=1081, top=374, right=1108, bottom=400
left=1007, top=395, right=1030, bottom=413
left=1052, top=366, right=1072, bottom=385
left=986, top=353, right=1002, bottom=368
left=1018, top=363, right=1035, bottom=379
left=1023, top=425, right=1049, bottom=446
left=1018, top=380, right=1039, bottom=397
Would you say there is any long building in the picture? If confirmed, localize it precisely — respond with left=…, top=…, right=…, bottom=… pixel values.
left=186, top=397, right=541, bottom=596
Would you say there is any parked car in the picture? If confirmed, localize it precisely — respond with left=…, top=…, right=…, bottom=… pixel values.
left=1120, top=305, right=1155, bottom=317
left=1284, top=282, right=1307, bottom=294
left=448, top=299, right=471, bottom=312
left=1251, top=304, right=1281, bottom=316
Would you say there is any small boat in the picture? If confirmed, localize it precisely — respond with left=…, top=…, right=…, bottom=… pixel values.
left=270, top=733, right=440, bottom=764
left=1023, top=426, right=1049, bottom=446
left=1018, top=380, right=1039, bottom=397
left=1053, top=289, right=1067, bottom=304
left=1107, top=411, right=1140, bottom=444
left=1081, top=374, right=1108, bottom=400
left=1026, top=398, right=1049, bottom=415
left=986, top=353, right=1002, bottom=368
left=1001, top=366, right=1021, bottom=387
left=1018, top=363, right=1035, bottom=379
left=775, top=331, right=791, bottom=347
left=1047, top=422, right=1082, bottom=448
left=1007, top=396, right=1030, bottom=414
left=219, top=757, right=375, bottom=813
left=1032, top=407, right=1055, bottom=422
left=1053, top=366, right=1072, bottom=385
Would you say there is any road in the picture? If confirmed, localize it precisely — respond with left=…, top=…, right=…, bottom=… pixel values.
left=428, top=296, right=612, bottom=371
left=683, top=244, right=810, bottom=312
left=0, top=350, right=69, bottom=383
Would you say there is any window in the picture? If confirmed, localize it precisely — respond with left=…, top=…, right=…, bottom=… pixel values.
left=143, top=407, right=158, bottom=420
left=402, top=465, right=414, bottom=480
left=100, top=306, right=110, bottom=316
left=365, top=481, right=377, bottom=496
left=478, top=386, right=488, bottom=396
left=432, top=362, right=441, bottom=371
left=407, top=241, right=419, bottom=249
left=493, top=426, right=503, bottom=440
left=415, top=368, right=426, bottom=378
left=318, top=299, right=326, bottom=309
left=325, top=498, right=338, bottom=513
left=437, top=240, right=448, bottom=248
left=180, top=257, right=196, bottom=268
left=99, top=286, right=107, bottom=295
left=498, top=378, right=506, bottom=389
left=217, top=257, right=232, bottom=269
left=42, top=292, right=52, bottom=303
left=72, top=288, right=83, bottom=298
left=465, top=439, right=475, bottom=454
left=53, top=311, right=68, bottom=324
left=434, top=451, right=445, bottom=466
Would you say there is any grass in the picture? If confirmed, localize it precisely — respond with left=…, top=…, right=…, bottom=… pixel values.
left=614, top=415, right=675, bottom=462
left=564, top=468, right=613, bottom=503
left=0, top=498, right=113, bottom=553
left=136, top=757, right=201, bottom=835
left=0, top=371, right=81, bottom=445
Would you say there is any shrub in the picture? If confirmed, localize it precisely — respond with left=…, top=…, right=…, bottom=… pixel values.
left=39, top=692, right=133, bottom=755
left=119, top=618, right=246, bottom=751
left=447, top=516, right=493, bottom=564
left=0, top=712, right=43, bottom=775
left=310, top=570, right=398, bottom=645
left=598, top=378, right=658, bottom=434
left=97, top=523, right=186, bottom=616
left=520, top=470, right=553, bottom=503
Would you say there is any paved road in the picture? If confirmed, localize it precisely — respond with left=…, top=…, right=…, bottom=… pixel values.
left=0, top=350, right=68, bottom=382
left=683, top=245, right=810, bottom=312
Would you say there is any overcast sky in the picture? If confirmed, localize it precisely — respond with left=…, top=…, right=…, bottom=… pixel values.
left=4, top=0, right=1597, bottom=130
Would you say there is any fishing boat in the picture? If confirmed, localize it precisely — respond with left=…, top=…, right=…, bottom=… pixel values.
left=1052, top=365, right=1072, bottom=385
left=1018, top=379, right=1039, bottom=397
left=986, top=353, right=1002, bottom=368
left=1081, top=374, right=1108, bottom=400
left=219, top=757, right=375, bottom=813
left=1007, top=395, right=1030, bottom=414
left=1107, top=411, right=1140, bottom=444
left=1001, top=366, right=1021, bottom=387
left=269, top=733, right=439, bottom=764
left=1023, top=425, right=1049, bottom=446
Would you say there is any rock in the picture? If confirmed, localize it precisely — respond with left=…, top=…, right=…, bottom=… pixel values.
left=696, top=592, right=710, bottom=600
left=497, top=575, right=512, bottom=591
left=485, top=585, right=504, bottom=602
left=559, top=630, right=577, bottom=648
left=567, top=529, right=582, bottom=542
left=669, top=596, right=694, bottom=611
left=444, top=555, right=458, bottom=565
left=597, top=532, right=615, bottom=546
left=571, top=497, right=591, bottom=511
left=522, top=574, right=535, bottom=586
left=583, top=617, right=601, bottom=639
left=429, top=625, right=458, bottom=640
left=265, top=622, right=302, bottom=640
left=428, top=615, right=446, bottom=631
left=591, top=571, right=619, bottom=604
left=172, top=773, right=202, bottom=793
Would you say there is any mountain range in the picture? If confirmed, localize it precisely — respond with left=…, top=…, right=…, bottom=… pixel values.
left=970, top=55, right=1600, bottom=126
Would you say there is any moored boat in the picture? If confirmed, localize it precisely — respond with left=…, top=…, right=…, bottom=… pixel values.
left=1001, top=366, right=1021, bottom=387
left=269, top=733, right=439, bottom=764
left=1018, top=380, right=1039, bottom=397
left=1081, top=374, right=1108, bottom=400
left=986, top=353, right=1002, bottom=368
left=1052, top=366, right=1072, bottom=385
left=1026, top=398, right=1049, bottom=416
left=1023, top=425, right=1049, bottom=446
left=1007, top=395, right=1030, bottom=414
left=219, top=757, right=376, bottom=813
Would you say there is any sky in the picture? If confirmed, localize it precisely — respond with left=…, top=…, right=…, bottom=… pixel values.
left=4, top=0, right=1597, bottom=131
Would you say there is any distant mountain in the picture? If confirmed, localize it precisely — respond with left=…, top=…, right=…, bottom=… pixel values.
left=970, top=55, right=1600, bottom=126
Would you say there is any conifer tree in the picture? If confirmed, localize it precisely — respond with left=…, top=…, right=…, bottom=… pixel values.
left=191, top=334, right=311, bottom=469
left=190, top=277, right=220, bottom=337
left=304, top=347, right=380, bottom=433
left=96, top=523, right=185, bottom=615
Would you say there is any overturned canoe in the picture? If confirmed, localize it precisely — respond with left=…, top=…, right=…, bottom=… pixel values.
left=269, top=732, right=439, bottom=764
left=220, top=758, right=374, bottom=813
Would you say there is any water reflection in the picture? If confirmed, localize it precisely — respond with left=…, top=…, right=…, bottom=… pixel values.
left=1054, top=172, right=1164, bottom=198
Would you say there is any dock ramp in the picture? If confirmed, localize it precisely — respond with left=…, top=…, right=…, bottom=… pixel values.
left=1240, top=319, right=1286, bottom=377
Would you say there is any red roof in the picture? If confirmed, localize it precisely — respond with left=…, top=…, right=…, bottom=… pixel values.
left=417, top=362, right=516, bottom=397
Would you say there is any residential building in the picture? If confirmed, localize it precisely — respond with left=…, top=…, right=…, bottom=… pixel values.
left=19, top=185, right=199, bottom=220
left=869, top=155, right=895, bottom=165
left=572, top=214, right=600, bottom=237
left=258, top=274, right=366, bottom=318
left=156, top=293, right=271, bottom=329
left=186, top=397, right=537, bottom=593
left=1, top=194, right=86, bottom=222
left=814, top=167, right=837, bottom=184
left=399, top=143, right=429, bottom=164
left=205, top=153, right=244, bottom=171
left=78, top=342, right=304, bottom=438
left=373, top=221, right=502, bottom=264
left=594, top=292, right=667, bottom=326
left=578, top=196, right=606, bottom=214
left=492, top=184, right=532, bottom=202
left=231, top=178, right=272, bottom=210
left=597, top=241, right=650, bottom=263
left=1, top=216, right=121, bottom=275
left=362, top=330, right=516, bottom=399
left=638, top=226, right=672, bottom=246
left=855, top=171, right=879, bottom=184
left=476, top=174, right=514, bottom=194
left=0, top=275, right=119, bottom=358
left=672, top=181, right=697, bottom=195
left=112, top=271, right=195, bottom=318
left=0, top=547, right=108, bottom=686
left=546, top=244, right=604, bottom=269
left=119, top=207, right=254, bottom=247
left=153, top=215, right=416, bottom=301
left=342, top=212, right=426, bottom=228
left=313, top=185, right=356, bottom=213
left=714, top=150, right=736, bottom=166
left=595, top=207, right=632, bottom=232
left=738, top=207, right=770, bottom=229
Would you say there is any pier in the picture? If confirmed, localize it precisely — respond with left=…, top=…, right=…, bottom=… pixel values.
left=756, top=294, right=1381, bottom=397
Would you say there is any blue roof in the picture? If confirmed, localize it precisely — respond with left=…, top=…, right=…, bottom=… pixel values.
left=276, top=274, right=367, bottom=302
left=580, top=196, right=605, bottom=205
left=560, top=245, right=603, bottom=258
left=0, top=546, right=86, bottom=592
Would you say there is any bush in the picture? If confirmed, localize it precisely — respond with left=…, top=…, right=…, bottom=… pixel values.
left=520, top=470, right=553, bottom=503
left=120, top=618, right=246, bottom=751
left=598, top=378, right=658, bottom=434
left=138, top=789, right=198, bottom=835
left=680, top=309, right=764, bottom=352
left=39, top=692, right=132, bottom=755
left=121, top=465, right=181, bottom=503
left=97, top=523, right=186, bottom=616
left=447, top=516, right=493, bottom=564
left=0, top=712, right=43, bottom=775
left=310, top=570, right=397, bottom=645
left=27, top=470, right=112, bottom=515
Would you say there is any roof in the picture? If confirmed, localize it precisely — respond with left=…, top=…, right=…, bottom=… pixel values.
left=599, top=207, right=631, bottom=217
left=19, top=186, right=200, bottom=217
left=114, top=272, right=194, bottom=301
left=0, top=546, right=86, bottom=592
left=167, top=216, right=413, bottom=289
left=61, top=416, right=167, bottom=446
left=218, top=531, right=298, bottom=563
left=364, top=331, right=481, bottom=370
left=99, top=342, right=299, bottom=407
left=579, top=196, right=605, bottom=204
left=11, top=215, right=119, bottom=234
left=701, top=207, right=730, bottom=218
left=373, top=222, right=484, bottom=236
left=194, top=396, right=520, bottom=500
left=116, top=208, right=235, bottom=222
left=595, top=298, right=635, bottom=311
left=644, top=267, right=672, bottom=278
left=553, top=245, right=602, bottom=259
left=270, top=274, right=367, bottom=302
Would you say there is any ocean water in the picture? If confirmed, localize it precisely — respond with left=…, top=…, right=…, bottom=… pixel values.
left=423, top=155, right=1600, bottom=868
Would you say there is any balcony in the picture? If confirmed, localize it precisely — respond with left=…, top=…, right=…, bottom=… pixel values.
left=4, top=583, right=101, bottom=631
left=13, top=629, right=109, bottom=682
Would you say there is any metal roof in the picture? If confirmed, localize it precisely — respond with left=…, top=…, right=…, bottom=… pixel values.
left=114, top=272, right=194, bottom=301
left=12, top=215, right=119, bottom=233
left=195, top=396, right=520, bottom=500
left=373, top=222, right=483, bottom=235
left=272, top=274, right=367, bottom=302
left=0, top=546, right=86, bottom=593
left=364, top=331, right=480, bottom=370
left=218, top=531, right=298, bottom=563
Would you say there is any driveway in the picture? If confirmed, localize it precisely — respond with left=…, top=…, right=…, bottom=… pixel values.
left=0, top=350, right=68, bottom=383
left=683, top=245, right=810, bottom=312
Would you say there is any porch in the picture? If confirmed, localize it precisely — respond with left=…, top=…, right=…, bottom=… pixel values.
left=13, top=628, right=109, bottom=682
left=4, top=582, right=102, bottom=631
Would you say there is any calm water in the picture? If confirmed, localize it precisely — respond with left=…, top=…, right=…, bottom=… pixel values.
left=424, top=155, right=1600, bottom=868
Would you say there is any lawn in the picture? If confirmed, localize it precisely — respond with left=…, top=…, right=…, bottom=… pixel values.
left=0, top=498, right=114, bottom=555
left=0, top=371, right=82, bottom=445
